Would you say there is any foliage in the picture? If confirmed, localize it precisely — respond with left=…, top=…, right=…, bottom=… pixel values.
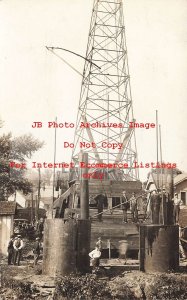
left=151, top=165, right=182, bottom=175
left=54, top=274, right=112, bottom=300
left=0, top=132, right=43, bottom=200
left=147, top=273, right=187, bottom=300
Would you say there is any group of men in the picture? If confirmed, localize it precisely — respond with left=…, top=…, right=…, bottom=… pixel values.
left=7, top=235, right=42, bottom=266
left=121, top=191, right=141, bottom=223
left=94, top=189, right=182, bottom=224
left=149, top=189, right=182, bottom=225
left=94, top=192, right=142, bottom=223
left=14, top=218, right=44, bottom=239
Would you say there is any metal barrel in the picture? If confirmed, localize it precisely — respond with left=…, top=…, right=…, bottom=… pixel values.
left=42, top=219, right=77, bottom=276
left=76, top=219, right=91, bottom=273
left=139, top=224, right=179, bottom=272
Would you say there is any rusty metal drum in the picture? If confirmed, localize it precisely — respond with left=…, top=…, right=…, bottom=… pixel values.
left=139, top=224, right=179, bottom=272
left=42, top=219, right=77, bottom=276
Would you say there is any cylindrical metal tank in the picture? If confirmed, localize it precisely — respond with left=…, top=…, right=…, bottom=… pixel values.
left=42, top=219, right=77, bottom=276
left=76, top=219, right=91, bottom=273
left=139, top=224, right=179, bottom=272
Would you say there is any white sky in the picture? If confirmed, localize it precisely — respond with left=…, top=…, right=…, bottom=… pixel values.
left=0, top=0, right=187, bottom=181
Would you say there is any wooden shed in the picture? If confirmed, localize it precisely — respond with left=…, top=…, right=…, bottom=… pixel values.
left=0, top=201, right=16, bottom=257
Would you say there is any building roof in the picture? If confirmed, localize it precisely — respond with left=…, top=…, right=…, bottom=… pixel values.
left=0, top=201, right=16, bottom=215
left=174, top=173, right=187, bottom=185
left=8, top=191, right=26, bottom=208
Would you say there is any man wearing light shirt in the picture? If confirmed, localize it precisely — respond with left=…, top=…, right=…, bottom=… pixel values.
left=89, top=246, right=101, bottom=272
left=13, top=235, right=24, bottom=266
left=172, top=193, right=182, bottom=224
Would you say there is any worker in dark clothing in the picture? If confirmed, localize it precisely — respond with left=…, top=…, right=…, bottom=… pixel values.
left=162, top=188, right=169, bottom=224
left=150, top=190, right=161, bottom=224
left=38, top=218, right=44, bottom=239
left=33, top=237, right=41, bottom=266
left=121, top=191, right=129, bottom=223
left=7, top=235, right=14, bottom=265
left=141, top=193, right=148, bottom=221
left=95, top=194, right=105, bottom=222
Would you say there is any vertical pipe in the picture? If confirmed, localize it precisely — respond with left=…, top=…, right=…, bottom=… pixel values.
left=156, top=110, right=159, bottom=189
left=108, top=239, right=111, bottom=259
left=52, top=117, right=57, bottom=204
left=31, top=191, right=33, bottom=224
left=77, top=219, right=91, bottom=273
left=159, top=125, right=164, bottom=224
left=170, top=168, right=174, bottom=198
left=36, top=168, right=41, bottom=222
left=38, top=167, right=41, bottom=203
left=80, top=152, right=89, bottom=219
left=106, top=95, right=109, bottom=179
left=77, top=152, right=91, bottom=273
left=159, top=125, right=163, bottom=169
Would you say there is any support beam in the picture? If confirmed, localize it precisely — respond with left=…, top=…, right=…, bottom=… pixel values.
left=80, top=152, right=89, bottom=220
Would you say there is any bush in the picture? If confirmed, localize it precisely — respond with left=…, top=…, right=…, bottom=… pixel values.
left=53, top=274, right=112, bottom=300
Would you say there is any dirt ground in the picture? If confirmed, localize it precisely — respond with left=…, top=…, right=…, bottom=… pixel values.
left=0, top=258, right=187, bottom=300
left=0, top=242, right=187, bottom=300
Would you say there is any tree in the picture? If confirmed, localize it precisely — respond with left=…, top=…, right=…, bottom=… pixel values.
left=151, top=165, right=182, bottom=176
left=0, top=132, right=43, bottom=200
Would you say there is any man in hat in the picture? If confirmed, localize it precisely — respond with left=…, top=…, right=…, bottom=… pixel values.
left=162, top=187, right=170, bottom=224
left=7, top=235, right=14, bottom=265
left=33, top=237, right=41, bottom=266
left=96, top=237, right=103, bottom=251
left=121, top=191, right=129, bottom=223
left=13, top=235, right=24, bottom=266
left=172, top=193, right=182, bottom=224
left=141, top=192, right=148, bottom=222
left=129, top=192, right=138, bottom=223
left=95, top=194, right=105, bottom=222
left=37, top=218, right=44, bottom=238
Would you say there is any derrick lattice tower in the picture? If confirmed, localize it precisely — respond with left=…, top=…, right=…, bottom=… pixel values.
left=71, top=0, right=138, bottom=181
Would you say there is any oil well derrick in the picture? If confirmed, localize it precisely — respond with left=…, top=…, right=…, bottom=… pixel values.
left=52, top=0, right=142, bottom=217
left=70, top=0, right=139, bottom=182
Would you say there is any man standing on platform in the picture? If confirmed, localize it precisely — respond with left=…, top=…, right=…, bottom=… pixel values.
left=121, top=191, right=129, bottom=223
left=95, top=194, right=105, bottom=222
left=141, top=193, right=148, bottom=222
left=129, top=192, right=138, bottom=223
left=172, top=193, right=181, bottom=224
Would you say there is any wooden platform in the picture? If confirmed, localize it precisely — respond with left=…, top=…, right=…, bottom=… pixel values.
left=91, top=222, right=139, bottom=252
